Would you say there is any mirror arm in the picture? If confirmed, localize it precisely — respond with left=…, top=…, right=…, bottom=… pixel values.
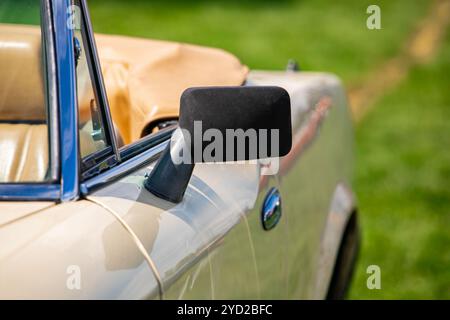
left=144, top=86, right=291, bottom=203
left=144, top=141, right=195, bottom=203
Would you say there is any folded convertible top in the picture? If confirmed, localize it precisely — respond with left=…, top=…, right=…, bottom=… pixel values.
left=0, top=24, right=248, bottom=144
left=95, top=34, right=249, bottom=144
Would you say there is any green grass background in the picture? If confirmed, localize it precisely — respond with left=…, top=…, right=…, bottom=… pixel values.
left=88, top=0, right=449, bottom=299
left=349, top=29, right=450, bottom=299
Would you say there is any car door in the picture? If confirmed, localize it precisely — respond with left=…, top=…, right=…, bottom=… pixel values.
left=247, top=71, right=355, bottom=299
left=240, top=176, right=291, bottom=299
left=73, top=0, right=262, bottom=299
left=206, top=70, right=356, bottom=300
left=86, top=161, right=262, bottom=299
left=0, top=0, right=162, bottom=299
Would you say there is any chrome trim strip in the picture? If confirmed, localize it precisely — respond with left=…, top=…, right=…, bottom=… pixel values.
left=80, top=140, right=169, bottom=195
left=42, top=0, right=60, bottom=182
left=119, top=126, right=175, bottom=161
left=80, top=0, right=121, bottom=162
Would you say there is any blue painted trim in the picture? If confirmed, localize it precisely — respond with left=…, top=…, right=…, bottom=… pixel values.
left=0, top=0, right=63, bottom=202
left=0, top=184, right=60, bottom=201
left=53, top=0, right=79, bottom=201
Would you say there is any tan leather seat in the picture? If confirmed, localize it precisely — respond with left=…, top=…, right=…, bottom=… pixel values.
left=0, top=124, right=48, bottom=182
left=0, top=24, right=48, bottom=182
left=0, top=122, right=105, bottom=181
left=0, top=24, right=249, bottom=182
left=0, top=24, right=249, bottom=145
left=0, top=24, right=107, bottom=174
left=0, top=24, right=45, bottom=121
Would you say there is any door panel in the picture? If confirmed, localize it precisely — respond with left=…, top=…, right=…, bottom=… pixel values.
left=88, top=161, right=261, bottom=298
left=281, top=141, right=336, bottom=298
left=282, top=92, right=353, bottom=298
left=163, top=255, right=213, bottom=299
left=248, top=71, right=354, bottom=298
left=0, top=201, right=159, bottom=299
left=243, top=177, right=289, bottom=299
left=208, top=215, right=260, bottom=299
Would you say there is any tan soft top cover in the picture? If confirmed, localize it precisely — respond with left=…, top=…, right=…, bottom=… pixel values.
left=0, top=24, right=248, bottom=144
left=95, top=34, right=248, bottom=143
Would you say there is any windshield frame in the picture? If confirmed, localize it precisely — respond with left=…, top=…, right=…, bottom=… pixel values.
left=0, top=0, right=61, bottom=201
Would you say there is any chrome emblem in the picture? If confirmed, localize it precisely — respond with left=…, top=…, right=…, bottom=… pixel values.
left=261, top=187, right=282, bottom=231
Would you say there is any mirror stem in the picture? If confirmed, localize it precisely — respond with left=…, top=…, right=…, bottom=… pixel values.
left=144, top=141, right=195, bottom=203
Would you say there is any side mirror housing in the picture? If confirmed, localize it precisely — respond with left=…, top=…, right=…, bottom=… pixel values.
left=145, top=86, right=292, bottom=203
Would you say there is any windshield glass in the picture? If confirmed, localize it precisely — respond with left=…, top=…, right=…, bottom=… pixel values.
left=0, top=0, right=51, bottom=183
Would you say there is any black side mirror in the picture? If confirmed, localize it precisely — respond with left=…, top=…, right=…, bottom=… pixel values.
left=145, top=86, right=292, bottom=203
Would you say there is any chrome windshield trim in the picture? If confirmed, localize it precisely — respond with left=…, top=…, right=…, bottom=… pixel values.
left=42, top=0, right=60, bottom=182
left=79, top=0, right=121, bottom=163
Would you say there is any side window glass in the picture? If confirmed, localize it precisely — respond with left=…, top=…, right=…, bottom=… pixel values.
left=88, top=9, right=177, bottom=149
left=0, top=0, right=51, bottom=182
left=72, top=1, right=109, bottom=159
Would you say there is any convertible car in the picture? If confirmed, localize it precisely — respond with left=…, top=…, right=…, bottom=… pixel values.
left=0, top=0, right=359, bottom=299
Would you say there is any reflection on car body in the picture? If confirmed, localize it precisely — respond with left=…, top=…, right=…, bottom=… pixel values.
left=0, top=0, right=359, bottom=299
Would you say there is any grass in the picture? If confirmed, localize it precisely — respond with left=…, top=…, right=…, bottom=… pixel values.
left=349, top=31, right=450, bottom=299
left=88, top=0, right=449, bottom=299
left=89, top=0, right=429, bottom=84
left=0, top=0, right=41, bottom=25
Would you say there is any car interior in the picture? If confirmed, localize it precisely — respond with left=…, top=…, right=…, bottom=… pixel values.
left=0, top=24, right=48, bottom=182
left=0, top=21, right=249, bottom=182
left=0, top=23, right=125, bottom=181
left=0, top=24, right=103, bottom=181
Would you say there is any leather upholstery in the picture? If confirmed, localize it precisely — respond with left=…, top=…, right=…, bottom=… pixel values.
left=0, top=24, right=248, bottom=144
left=0, top=24, right=48, bottom=182
left=0, top=123, right=104, bottom=182
left=0, top=24, right=248, bottom=181
left=0, top=124, right=48, bottom=182
left=0, top=24, right=45, bottom=121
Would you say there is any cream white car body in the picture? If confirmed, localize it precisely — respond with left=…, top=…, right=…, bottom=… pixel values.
left=0, top=0, right=356, bottom=299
